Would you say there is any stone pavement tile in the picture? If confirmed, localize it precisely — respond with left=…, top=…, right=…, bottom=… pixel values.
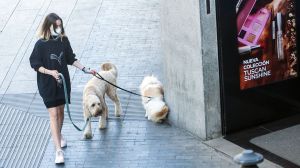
left=0, top=36, right=22, bottom=55
left=0, top=0, right=52, bottom=97
left=11, top=62, right=36, bottom=82
left=0, top=93, right=36, bottom=113
left=17, top=0, right=44, bottom=10
left=0, top=0, right=101, bottom=97
left=40, top=121, right=237, bottom=168
left=5, top=80, right=37, bottom=94
left=0, top=56, right=15, bottom=88
left=0, top=0, right=20, bottom=30
left=0, top=0, right=162, bottom=93
left=71, top=0, right=163, bottom=91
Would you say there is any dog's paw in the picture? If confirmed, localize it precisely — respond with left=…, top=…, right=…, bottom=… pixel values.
left=155, top=119, right=163, bottom=123
left=83, top=132, right=93, bottom=139
left=99, top=123, right=106, bottom=129
left=115, top=109, right=122, bottom=117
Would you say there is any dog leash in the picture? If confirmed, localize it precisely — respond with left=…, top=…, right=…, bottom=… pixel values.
left=59, top=71, right=151, bottom=131
left=118, top=92, right=131, bottom=126
left=58, top=73, right=90, bottom=131
left=93, top=72, right=152, bottom=99
left=93, top=72, right=153, bottom=126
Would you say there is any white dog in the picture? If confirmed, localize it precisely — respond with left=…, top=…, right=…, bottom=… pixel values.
left=139, top=75, right=169, bottom=123
left=83, top=63, right=122, bottom=139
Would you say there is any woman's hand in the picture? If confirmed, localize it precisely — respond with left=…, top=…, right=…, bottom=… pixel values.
left=72, top=60, right=96, bottom=75
left=49, top=70, right=60, bottom=80
left=82, top=67, right=97, bottom=75
left=91, top=70, right=97, bottom=75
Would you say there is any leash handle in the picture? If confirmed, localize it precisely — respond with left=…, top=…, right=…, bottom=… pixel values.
left=94, top=72, right=152, bottom=99
left=59, top=73, right=89, bottom=131
left=82, top=67, right=97, bottom=75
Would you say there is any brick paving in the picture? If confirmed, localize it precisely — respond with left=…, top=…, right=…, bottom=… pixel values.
left=0, top=0, right=238, bottom=167
left=41, top=121, right=236, bottom=168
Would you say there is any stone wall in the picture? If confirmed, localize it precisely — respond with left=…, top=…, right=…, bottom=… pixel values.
left=161, top=0, right=221, bottom=139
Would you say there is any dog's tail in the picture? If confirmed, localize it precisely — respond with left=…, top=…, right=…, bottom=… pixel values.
left=139, top=75, right=163, bottom=92
left=152, top=105, right=169, bottom=123
left=101, top=63, right=118, bottom=77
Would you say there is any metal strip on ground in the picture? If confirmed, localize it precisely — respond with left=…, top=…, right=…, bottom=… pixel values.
left=0, top=103, right=50, bottom=168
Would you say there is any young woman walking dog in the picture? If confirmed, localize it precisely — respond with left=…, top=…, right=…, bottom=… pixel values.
left=29, top=13, right=96, bottom=164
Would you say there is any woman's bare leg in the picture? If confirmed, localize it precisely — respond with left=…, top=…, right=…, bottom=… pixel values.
left=48, top=107, right=62, bottom=150
left=57, top=104, right=65, bottom=133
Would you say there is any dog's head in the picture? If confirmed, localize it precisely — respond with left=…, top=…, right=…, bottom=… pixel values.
left=86, top=95, right=102, bottom=117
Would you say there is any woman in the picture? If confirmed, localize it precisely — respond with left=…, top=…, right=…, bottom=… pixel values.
left=29, top=13, right=96, bottom=164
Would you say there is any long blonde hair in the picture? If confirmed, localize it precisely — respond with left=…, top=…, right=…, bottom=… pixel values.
left=38, top=13, right=66, bottom=40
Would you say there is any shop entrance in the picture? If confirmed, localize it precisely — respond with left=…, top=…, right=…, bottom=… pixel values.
left=216, top=0, right=300, bottom=134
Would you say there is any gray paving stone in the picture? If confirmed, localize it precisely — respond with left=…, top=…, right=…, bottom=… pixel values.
left=40, top=121, right=236, bottom=168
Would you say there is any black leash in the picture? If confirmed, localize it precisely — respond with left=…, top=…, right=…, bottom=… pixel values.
left=59, top=71, right=151, bottom=131
left=94, top=72, right=152, bottom=99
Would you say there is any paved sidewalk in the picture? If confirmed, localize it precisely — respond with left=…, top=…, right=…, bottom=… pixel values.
left=0, top=0, right=238, bottom=167
left=42, top=121, right=236, bottom=168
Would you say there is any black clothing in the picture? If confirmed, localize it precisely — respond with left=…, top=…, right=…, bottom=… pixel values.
left=29, top=36, right=77, bottom=107
left=44, top=99, right=66, bottom=108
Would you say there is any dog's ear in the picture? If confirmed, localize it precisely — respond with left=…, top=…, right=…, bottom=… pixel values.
left=98, top=96, right=104, bottom=105
left=160, top=86, right=164, bottom=95
left=83, top=101, right=90, bottom=118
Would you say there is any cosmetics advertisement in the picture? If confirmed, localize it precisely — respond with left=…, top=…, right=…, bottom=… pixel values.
left=236, top=0, right=298, bottom=90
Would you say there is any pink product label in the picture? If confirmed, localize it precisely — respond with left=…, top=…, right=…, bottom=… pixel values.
left=237, top=0, right=257, bottom=32
left=238, top=8, right=270, bottom=46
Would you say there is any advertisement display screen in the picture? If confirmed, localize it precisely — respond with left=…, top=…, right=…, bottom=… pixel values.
left=217, top=0, right=300, bottom=135
left=236, top=0, right=298, bottom=90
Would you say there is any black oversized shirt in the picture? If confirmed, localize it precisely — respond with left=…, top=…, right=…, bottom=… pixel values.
left=29, top=36, right=77, bottom=103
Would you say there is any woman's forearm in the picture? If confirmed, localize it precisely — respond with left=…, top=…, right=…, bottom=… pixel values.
left=38, top=66, right=59, bottom=80
left=72, top=60, right=96, bottom=75
left=72, top=60, right=84, bottom=70
left=38, top=66, right=48, bottom=74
